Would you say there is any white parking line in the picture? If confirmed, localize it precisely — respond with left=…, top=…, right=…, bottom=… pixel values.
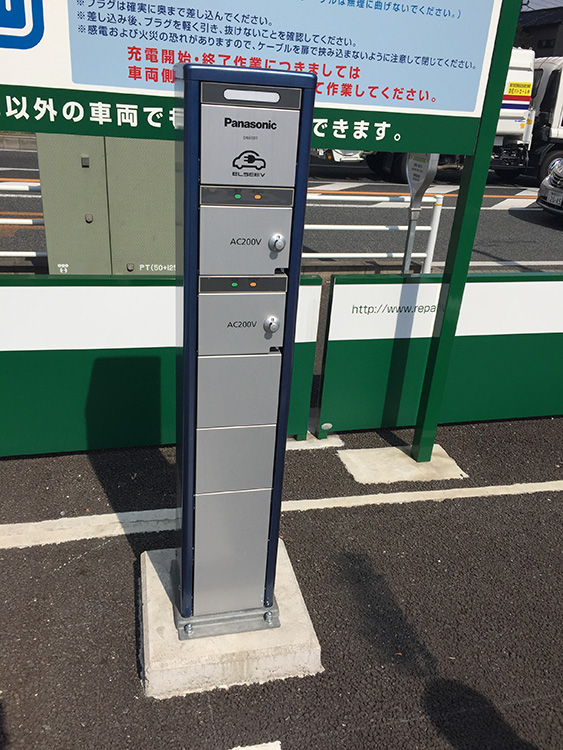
left=285, top=479, right=563, bottom=512
left=425, top=184, right=459, bottom=194
left=0, top=508, right=177, bottom=549
left=310, top=181, right=370, bottom=191
left=1, top=480, right=562, bottom=549
left=230, top=743, right=281, bottom=750
left=307, top=202, right=437, bottom=209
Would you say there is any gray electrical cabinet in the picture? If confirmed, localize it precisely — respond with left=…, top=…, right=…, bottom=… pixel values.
left=36, top=134, right=112, bottom=275
left=36, top=133, right=176, bottom=275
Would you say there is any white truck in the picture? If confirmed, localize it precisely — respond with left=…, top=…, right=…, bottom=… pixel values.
left=332, top=47, right=563, bottom=185
left=525, top=54, right=563, bottom=183
left=489, top=47, right=535, bottom=180
left=370, top=47, right=537, bottom=182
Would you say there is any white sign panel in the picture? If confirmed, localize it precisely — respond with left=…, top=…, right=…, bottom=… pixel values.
left=328, top=283, right=441, bottom=340
left=1, top=0, right=502, bottom=118
left=0, top=0, right=506, bottom=148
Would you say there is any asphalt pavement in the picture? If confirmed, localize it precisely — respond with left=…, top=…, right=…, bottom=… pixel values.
left=1, top=417, right=562, bottom=749
left=1, top=144, right=562, bottom=748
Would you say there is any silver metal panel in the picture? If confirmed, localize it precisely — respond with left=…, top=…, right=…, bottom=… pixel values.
left=200, top=104, right=300, bottom=187
left=193, top=488, right=271, bottom=616
left=200, top=206, right=292, bottom=275
left=197, top=354, right=282, bottom=428
left=198, top=292, right=285, bottom=355
left=195, top=425, right=276, bottom=494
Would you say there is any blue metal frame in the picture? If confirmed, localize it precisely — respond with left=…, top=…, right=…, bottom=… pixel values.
left=179, top=64, right=316, bottom=618
left=178, top=69, right=202, bottom=618
left=264, top=82, right=316, bottom=607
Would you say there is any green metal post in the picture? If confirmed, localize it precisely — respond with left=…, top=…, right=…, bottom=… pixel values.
left=411, top=0, right=523, bottom=462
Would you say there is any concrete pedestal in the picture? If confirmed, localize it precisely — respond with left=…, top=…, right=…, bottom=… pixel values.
left=140, top=541, right=323, bottom=698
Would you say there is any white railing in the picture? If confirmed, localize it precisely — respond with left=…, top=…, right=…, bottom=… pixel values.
left=0, top=182, right=41, bottom=192
left=304, top=193, right=443, bottom=274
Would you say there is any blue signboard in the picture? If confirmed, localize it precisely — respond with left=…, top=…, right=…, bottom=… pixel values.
left=66, top=0, right=500, bottom=117
left=0, top=0, right=44, bottom=49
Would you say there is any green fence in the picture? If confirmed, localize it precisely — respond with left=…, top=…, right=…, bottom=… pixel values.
left=317, top=273, right=563, bottom=437
left=0, top=275, right=321, bottom=457
left=3, top=271, right=562, bottom=456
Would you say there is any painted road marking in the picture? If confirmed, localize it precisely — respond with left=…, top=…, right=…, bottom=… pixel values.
left=0, top=167, right=39, bottom=172
left=310, top=181, right=371, bottom=192
left=0, top=508, right=178, bottom=549
left=307, top=204, right=543, bottom=211
left=1, top=480, right=562, bottom=549
left=285, top=480, right=563, bottom=512
left=425, top=184, right=459, bottom=194
left=489, top=188, right=538, bottom=210
left=307, top=188, right=539, bottom=211
left=0, top=193, right=42, bottom=199
left=307, top=188, right=535, bottom=199
left=230, top=743, right=282, bottom=750
left=307, top=202, right=438, bottom=209
left=0, top=211, right=43, bottom=216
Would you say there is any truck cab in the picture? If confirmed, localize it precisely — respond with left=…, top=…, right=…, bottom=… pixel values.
left=491, top=47, right=535, bottom=178
left=531, top=56, right=563, bottom=182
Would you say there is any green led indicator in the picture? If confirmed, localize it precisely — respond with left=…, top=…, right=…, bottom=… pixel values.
left=234, top=193, right=242, bottom=199
left=231, top=281, right=239, bottom=287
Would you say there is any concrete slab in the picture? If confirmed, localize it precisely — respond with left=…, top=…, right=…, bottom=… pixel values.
left=337, top=443, right=468, bottom=484
left=286, top=432, right=344, bottom=450
left=140, top=541, right=323, bottom=699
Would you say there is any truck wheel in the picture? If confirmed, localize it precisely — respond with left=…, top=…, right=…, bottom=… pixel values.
left=365, top=152, right=383, bottom=176
left=539, top=150, right=563, bottom=184
left=390, top=153, right=408, bottom=183
left=494, top=168, right=521, bottom=182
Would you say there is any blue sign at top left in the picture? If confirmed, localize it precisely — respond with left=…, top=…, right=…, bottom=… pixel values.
left=0, top=0, right=44, bottom=49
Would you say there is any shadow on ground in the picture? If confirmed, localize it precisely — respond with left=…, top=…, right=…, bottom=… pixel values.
left=338, top=551, right=438, bottom=679
left=0, top=702, right=8, bottom=750
left=423, top=679, right=539, bottom=750
left=339, top=550, right=539, bottom=748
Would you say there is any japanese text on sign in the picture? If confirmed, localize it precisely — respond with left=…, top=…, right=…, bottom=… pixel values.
left=67, top=0, right=500, bottom=116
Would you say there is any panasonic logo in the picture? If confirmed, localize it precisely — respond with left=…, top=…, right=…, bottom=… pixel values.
left=224, top=117, right=277, bottom=130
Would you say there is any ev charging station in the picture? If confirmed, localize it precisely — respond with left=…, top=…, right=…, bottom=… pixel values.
left=175, top=66, right=316, bottom=639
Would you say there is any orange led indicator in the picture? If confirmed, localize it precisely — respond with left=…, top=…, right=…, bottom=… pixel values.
left=254, top=194, right=262, bottom=200
left=250, top=281, right=257, bottom=287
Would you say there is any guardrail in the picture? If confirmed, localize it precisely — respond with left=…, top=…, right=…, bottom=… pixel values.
left=0, top=218, right=44, bottom=226
left=0, top=185, right=444, bottom=269
left=0, top=181, right=45, bottom=259
left=304, top=193, right=443, bottom=274
left=0, top=183, right=41, bottom=193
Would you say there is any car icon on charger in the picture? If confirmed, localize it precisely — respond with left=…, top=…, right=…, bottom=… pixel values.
left=233, top=150, right=266, bottom=170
